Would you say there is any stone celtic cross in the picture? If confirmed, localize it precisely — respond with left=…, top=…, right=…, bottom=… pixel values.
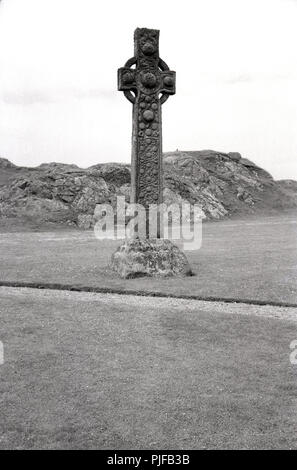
left=118, top=28, right=176, bottom=212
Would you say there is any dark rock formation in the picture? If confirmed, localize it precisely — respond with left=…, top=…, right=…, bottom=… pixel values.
left=111, top=238, right=192, bottom=278
left=0, top=151, right=296, bottom=230
left=277, top=179, right=297, bottom=198
left=163, top=150, right=283, bottom=219
left=0, top=163, right=129, bottom=229
left=0, top=157, right=17, bottom=169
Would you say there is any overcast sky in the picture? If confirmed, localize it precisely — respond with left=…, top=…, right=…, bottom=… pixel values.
left=0, top=0, right=296, bottom=179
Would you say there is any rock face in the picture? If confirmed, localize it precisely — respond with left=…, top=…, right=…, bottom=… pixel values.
left=111, top=238, right=192, bottom=279
left=0, top=157, right=16, bottom=169
left=0, top=151, right=296, bottom=230
left=163, top=150, right=276, bottom=219
left=0, top=162, right=130, bottom=229
left=276, top=179, right=297, bottom=202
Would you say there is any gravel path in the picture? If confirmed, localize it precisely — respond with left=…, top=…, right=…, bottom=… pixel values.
left=1, top=286, right=297, bottom=323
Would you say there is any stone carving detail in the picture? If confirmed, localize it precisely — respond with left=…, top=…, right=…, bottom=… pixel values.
left=118, top=28, right=176, bottom=211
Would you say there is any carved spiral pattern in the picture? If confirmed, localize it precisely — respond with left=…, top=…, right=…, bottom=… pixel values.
left=137, top=91, right=161, bottom=206
left=118, top=28, right=175, bottom=209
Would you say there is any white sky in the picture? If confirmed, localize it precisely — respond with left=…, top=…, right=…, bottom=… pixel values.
left=0, top=0, right=296, bottom=179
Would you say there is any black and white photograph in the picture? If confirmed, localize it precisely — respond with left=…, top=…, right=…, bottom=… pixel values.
left=0, top=0, right=297, bottom=454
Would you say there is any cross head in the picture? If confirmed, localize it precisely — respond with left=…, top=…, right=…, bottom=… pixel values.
left=118, top=28, right=176, bottom=214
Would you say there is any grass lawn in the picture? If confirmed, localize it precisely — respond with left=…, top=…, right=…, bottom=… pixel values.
left=0, top=212, right=296, bottom=304
left=0, top=287, right=297, bottom=449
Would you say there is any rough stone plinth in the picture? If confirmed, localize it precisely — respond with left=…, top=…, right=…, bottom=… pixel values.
left=111, top=238, right=192, bottom=279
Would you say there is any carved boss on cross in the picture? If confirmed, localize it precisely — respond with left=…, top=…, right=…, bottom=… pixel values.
left=118, top=28, right=176, bottom=209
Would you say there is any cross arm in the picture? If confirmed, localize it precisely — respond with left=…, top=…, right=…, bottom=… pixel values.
left=159, top=70, right=176, bottom=96
left=118, top=67, right=137, bottom=92
left=118, top=66, right=137, bottom=104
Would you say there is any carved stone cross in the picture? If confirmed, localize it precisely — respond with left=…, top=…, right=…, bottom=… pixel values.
left=118, top=28, right=176, bottom=214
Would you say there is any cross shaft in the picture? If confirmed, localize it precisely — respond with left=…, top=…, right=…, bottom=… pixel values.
left=118, top=28, right=176, bottom=210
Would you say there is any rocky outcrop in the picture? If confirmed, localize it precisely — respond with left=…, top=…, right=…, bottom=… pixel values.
left=0, top=151, right=296, bottom=230
left=0, top=162, right=131, bottom=228
left=0, top=157, right=17, bottom=169
left=277, top=179, right=297, bottom=200
left=163, top=150, right=282, bottom=219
